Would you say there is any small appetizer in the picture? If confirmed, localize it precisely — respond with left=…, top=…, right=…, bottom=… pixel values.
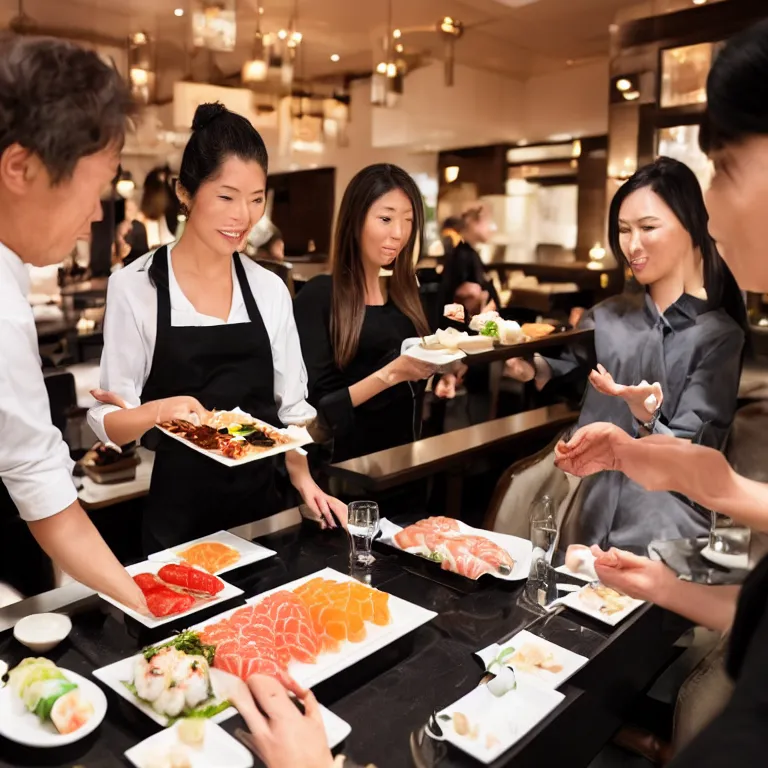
left=521, top=322, right=556, bottom=340
left=443, top=303, right=465, bottom=323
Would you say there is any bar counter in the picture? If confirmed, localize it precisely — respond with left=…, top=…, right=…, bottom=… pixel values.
left=0, top=520, right=687, bottom=768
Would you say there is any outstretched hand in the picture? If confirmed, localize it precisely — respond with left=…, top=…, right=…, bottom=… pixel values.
left=588, top=364, right=663, bottom=425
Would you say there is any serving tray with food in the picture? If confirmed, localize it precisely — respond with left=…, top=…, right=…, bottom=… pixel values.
left=378, top=517, right=532, bottom=582
left=98, top=561, right=244, bottom=628
left=157, top=407, right=312, bottom=467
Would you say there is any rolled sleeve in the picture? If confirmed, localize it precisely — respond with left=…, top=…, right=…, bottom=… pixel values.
left=0, top=318, right=76, bottom=521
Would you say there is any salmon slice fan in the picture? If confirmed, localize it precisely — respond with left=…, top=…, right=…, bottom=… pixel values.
left=177, top=541, right=241, bottom=573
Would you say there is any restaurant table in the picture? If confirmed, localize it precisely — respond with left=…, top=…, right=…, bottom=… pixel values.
left=0, top=520, right=687, bottom=768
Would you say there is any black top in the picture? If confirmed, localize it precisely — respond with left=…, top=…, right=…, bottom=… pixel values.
left=439, top=240, right=501, bottom=309
left=670, top=553, right=768, bottom=767
left=293, top=274, right=425, bottom=463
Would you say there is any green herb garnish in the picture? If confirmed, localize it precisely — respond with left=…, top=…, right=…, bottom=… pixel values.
left=143, top=629, right=216, bottom=666
left=425, top=551, right=444, bottom=563
left=437, top=714, right=451, bottom=722
left=480, top=321, right=499, bottom=338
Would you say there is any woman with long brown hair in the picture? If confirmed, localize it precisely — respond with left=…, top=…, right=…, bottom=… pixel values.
left=293, top=164, right=438, bottom=517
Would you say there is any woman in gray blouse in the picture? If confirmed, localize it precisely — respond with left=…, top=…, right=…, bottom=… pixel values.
left=507, top=157, right=747, bottom=550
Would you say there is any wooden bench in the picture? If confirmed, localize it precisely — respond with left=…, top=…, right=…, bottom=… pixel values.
left=325, top=403, right=578, bottom=517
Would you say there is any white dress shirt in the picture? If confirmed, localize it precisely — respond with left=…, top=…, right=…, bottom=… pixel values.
left=87, top=246, right=316, bottom=444
left=0, top=244, right=76, bottom=521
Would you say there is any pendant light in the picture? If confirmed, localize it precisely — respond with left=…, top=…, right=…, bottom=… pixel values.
left=242, top=0, right=267, bottom=84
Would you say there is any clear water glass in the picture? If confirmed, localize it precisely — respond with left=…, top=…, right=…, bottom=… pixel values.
left=525, top=495, right=559, bottom=607
left=348, top=501, right=380, bottom=566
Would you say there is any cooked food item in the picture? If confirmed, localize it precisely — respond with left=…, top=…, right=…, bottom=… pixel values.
left=9, top=658, right=94, bottom=735
left=521, top=322, right=556, bottom=340
left=469, top=310, right=500, bottom=332
left=580, top=584, right=632, bottom=615
left=161, top=411, right=292, bottom=461
left=177, top=542, right=241, bottom=574
left=394, top=517, right=515, bottom=579
left=142, top=745, right=193, bottom=768
left=199, top=579, right=390, bottom=687
left=177, top=717, right=206, bottom=749
left=132, top=574, right=197, bottom=618
left=456, top=335, right=494, bottom=353
left=157, top=564, right=225, bottom=597
left=453, top=711, right=470, bottom=736
left=510, top=643, right=563, bottom=674
left=476, top=318, right=524, bottom=345
left=132, top=646, right=212, bottom=718
left=564, top=544, right=598, bottom=580
left=443, top=303, right=465, bottom=322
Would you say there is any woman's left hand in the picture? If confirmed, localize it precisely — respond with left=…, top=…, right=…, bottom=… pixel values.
left=588, top=364, right=663, bottom=424
left=297, top=481, right=348, bottom=530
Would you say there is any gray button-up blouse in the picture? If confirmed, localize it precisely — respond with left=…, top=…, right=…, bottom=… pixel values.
left=544, top=291, right=745, bottom=550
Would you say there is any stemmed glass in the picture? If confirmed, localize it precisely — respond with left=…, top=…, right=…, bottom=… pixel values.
left=347, top=501, right=380, bottom=566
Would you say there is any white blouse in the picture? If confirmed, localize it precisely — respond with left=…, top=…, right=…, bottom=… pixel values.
left=0, top=244, right=76, bottom=521
left=87, top=246, right=316, bottom=444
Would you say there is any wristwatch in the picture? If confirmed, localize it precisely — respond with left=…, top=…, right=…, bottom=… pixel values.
left=635, top=407, right=660, bottom=433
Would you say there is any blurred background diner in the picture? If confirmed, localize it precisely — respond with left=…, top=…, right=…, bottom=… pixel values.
left=4, top=1, right=768, bottom=766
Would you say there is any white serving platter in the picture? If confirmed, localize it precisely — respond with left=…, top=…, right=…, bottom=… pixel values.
left=0, top=668, right=107, bottom=748
left=560, top=583, right=645, bottom=627
left=158, top=408, right=312, bottom=468
left=554, top=564, right=595, bottom=583
left=235, top=567, right=437, bottom=690
left=148, top=530, right=276, bottom=575
left=378, top=518, right=533, bottom=582
left=436, top=678, right=564, bottom=764
left=403, top=344, right=466, bottom=367
left=475, top=630, right=588, bottom=690
left=98, top=560, right=244, bottom=629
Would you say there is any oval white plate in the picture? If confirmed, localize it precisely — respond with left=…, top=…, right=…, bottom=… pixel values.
left=0, top=668, right=107, bottom=747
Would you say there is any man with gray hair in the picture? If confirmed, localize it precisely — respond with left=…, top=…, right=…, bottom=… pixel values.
left=0, top=35, right=144, bottom=611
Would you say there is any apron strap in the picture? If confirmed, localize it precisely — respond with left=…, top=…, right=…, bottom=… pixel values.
left=233, top=252, right=261, bottom=323
left=152, top=245, right=173, bottom=334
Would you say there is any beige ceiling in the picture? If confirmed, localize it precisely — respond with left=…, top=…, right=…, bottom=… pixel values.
left=0, top=0, right=647, bottom=81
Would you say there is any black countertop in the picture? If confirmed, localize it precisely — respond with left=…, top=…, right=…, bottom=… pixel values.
left=0, top=522, right=688, bottom=768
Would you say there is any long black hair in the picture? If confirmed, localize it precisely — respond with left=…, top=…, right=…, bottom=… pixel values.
left=700, top=17, right=768, bottom=153
left=608, top=156, right=747, bottom=332
left=149, top=102, right=268, bottom=287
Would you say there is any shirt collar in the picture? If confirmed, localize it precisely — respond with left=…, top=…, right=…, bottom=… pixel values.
left=0, top=242, right=31, bottom=299
left=643, top=291, right=708, bottom=332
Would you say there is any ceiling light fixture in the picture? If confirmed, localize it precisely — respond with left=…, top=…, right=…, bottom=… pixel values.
left=444, top=166, right=460, bottom=183
left=330, top=53, right=340, bottom=62
left=623, top=89, right=640, bottom=101
left=395, top=43, right=403, bottom=52
left=692, top=0, right=707, bottom=5
left=616, top=78, right=632, bottom=91
left=242, top=0, right=267, bottom=84
left=393, top=28, right=401, bottom=38
left=174, top=7, right=184, bottom=16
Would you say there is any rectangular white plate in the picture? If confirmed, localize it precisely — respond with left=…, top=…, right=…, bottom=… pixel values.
left=560, top=583, right=645, bottom=627
left=98, top=560, right=244, bottom=629
left=158, top=409, right=312, bottom=468
left=124, top=721, right=254, bottom=768
left=220, top=567, right=437, bottom=690
left=378, top=518, right=532, bottom=582
left=554, top=564, right=594, bottom=583
left=437, top=679, right=565, bottom=764
left=403, top=345, right=466, bottom=367
left=475, top=630, right=588, bottom=690
left=148, top=531, right=276, bottom=575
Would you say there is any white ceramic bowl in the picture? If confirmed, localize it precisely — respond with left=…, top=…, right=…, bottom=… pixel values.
left=13, top=613, right=72, bottom=653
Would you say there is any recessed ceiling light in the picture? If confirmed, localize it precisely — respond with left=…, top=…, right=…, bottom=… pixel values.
left=393, top=29, right=402, bottom=38
left=692, top=0, right=707, bottom=5
left=616, top=78, right=632, bottom=91
left=330, top=53, right=340, bottom=62
left=395, top=43, right=403, bottom=53
left=174, top=7, right=184, bottom=16
left=623, top=90, right=640, bottom=101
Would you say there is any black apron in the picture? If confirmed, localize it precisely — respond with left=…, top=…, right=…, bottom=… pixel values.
left=140, top=246, right=281, bottom=553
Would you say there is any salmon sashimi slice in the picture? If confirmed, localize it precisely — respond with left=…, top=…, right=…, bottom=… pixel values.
left=177, top=541, right=241, bottom=573
left=393, top=516, right=516, bottom=580
left=157, top=563, right=225, bottom=596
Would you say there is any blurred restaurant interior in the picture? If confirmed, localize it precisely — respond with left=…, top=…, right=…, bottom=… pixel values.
left=3, top=0, right=768, bottom=766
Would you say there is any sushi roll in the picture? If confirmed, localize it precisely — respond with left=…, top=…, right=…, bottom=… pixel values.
left=8, top=658, right=94, bottom=734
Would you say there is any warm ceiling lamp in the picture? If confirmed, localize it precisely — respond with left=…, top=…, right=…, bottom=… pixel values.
left=439, top=15, right=464, bottom=86
left=330, top=53, right=340, bottom=62
left=692, top=0, right=707, bottom=5
left=623, top=89, right=640, bottom=101
left=174, top=7, right=184, bottom=16
left=242, top=0, right=267, bottom=84
left=444, top=166, right=460, bottom=183
left=128, top=31, right=154, bottom=103
left=616, top=78, right=632, bottom=91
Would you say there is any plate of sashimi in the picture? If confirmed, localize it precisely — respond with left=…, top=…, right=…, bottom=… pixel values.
left=378, top=517, right=532, bottom=581
left=98, top=561, right=244, bottom=629
left=93, top=568, right=435, bottom=734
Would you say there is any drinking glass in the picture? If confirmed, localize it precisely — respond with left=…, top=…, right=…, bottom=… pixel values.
left=348, top=501, right=380, bottom=566
left=525, top=495, right=558, bottom=607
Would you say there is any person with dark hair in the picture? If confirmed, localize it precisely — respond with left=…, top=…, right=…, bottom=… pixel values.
left=0, top=35, right=145, bottom=609
left=439, top=215, right=462, bottom=259
left=137, top=165, right=176, bottom=248
left=88, top=103, right=346, bottom=552
left=293, top=164, right=439, bottom=518
left=439, top=203, right=500, bottom=316
left=553, top=19, right=768, bottom=767
left=507, top=156, right=746, bottom=549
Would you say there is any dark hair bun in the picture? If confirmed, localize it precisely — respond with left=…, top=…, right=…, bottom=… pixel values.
left=192, top=102, right=227, bottom=131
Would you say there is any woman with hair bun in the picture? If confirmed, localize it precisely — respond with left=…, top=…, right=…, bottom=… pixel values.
left=88, top=103, right=346, bottom=552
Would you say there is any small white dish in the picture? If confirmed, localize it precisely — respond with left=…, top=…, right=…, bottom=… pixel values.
left=560, top=583, right=645, bottom=627
left=14, top=613, right=72, bottom=652
left=125, top=721, right=254, bottom=768
left=0, top=668, right=106, bottom=748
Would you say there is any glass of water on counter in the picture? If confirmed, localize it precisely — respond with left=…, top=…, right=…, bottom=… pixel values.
left=525, top=495, right=559, bottom=607
left=348, top=501, right=380, bottom=566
